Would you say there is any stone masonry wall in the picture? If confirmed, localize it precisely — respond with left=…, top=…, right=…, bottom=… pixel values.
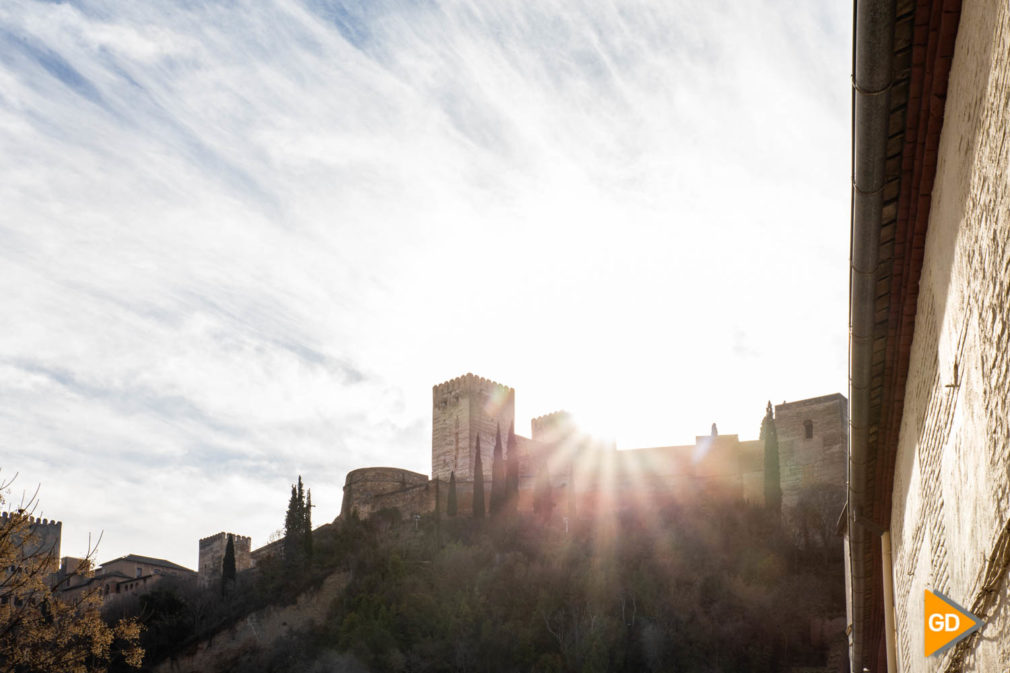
left=432, top=374, right=514, bottom=482
left=341, top=467, right=431, bottom=518
left=888, top=1, right=1010, bottom=670
left=774, top=394, right=848, bottom=512
left=2, top=513, right=61, bottom=574
left=198, top=532, right=252, bottom=588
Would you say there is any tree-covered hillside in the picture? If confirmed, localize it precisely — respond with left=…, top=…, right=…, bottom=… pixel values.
left=127, top=497, right=846, bottom=673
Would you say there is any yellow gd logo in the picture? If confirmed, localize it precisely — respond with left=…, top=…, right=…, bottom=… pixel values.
left=924, top=590, right=982, bottom=657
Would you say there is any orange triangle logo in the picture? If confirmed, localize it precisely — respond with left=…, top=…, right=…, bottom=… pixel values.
left=924, top=590, right=982, bottom=657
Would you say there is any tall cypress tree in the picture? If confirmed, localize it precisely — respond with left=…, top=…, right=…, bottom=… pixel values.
left=285, top=476, right=311, bottom=565
left=284, top=484, right=300, bottom=562
left=505, top=422, right=519, bottom=514
left=304, top=488, right=313, bottom=561
left=473, top=435, right=485, bottom=519
left=490, top=424, right=506, bottom=516
left=447, top=471, right=458, bottom=517
left=533, top=461, right=553, bottom=522
left=221, top=533, right=236, bottom=595
left=296, top=476, right=305, bottom=521
left=434, top=477, right=441, bottom=546
left=761, top=401, right=782, bottom=517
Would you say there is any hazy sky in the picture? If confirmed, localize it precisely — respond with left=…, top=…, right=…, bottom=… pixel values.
left=0, top=0, right=851, bottom=569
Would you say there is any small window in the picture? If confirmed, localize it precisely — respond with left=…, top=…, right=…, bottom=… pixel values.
left=803, top=420, right=814, bottom=439
left=136, top=567, right=143, bottom=577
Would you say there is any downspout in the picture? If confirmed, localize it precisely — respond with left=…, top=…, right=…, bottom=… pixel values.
left=882, top=530, right=898, bottom=673
left=849, top=0, right=896, bottom=670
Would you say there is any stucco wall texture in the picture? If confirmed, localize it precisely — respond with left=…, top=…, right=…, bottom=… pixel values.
left=888, top=1, right=1010, bottom=670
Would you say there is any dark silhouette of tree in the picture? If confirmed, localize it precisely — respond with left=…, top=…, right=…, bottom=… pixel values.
left=284, top=484, right=300, bottom=561
left=221, top=533, right=236, bottom=595
left=761, top=402, right=782, bottom=517
left=506, top=421, right=519, bottom=514
left=322, top=496, right=842, bottom=673
left=304, top=488, right=313, bottom=561
left=533, top=461, right=553, bottom=522
left=434, top=477, right=441, bottom=546
left=447, top=471, right=458, bottom=517
left=285, top=476, right=312, bottom=565
left=473, top=436, right=485, bottom=519
left=490, top=424, right=506, bottom=516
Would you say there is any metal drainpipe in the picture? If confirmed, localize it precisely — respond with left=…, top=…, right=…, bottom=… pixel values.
left=882, top=530, right=898, bottom=672
left=849, top=0, right=896, bottom=670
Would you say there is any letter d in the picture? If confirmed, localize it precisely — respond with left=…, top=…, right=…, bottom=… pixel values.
left=946, top=614, right=960, bottom=631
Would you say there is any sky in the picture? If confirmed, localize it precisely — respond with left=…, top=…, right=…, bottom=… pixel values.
left=0, top=0, right=852, bottom=569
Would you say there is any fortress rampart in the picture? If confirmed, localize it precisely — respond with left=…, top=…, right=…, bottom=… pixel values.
left=342, top=374, right=849, bottom=524
left=341, top=467, right=432, bottom=519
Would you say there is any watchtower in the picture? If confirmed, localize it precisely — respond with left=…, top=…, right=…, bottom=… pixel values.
left=198, top=532, right=252, bottom=588
left=432, top=373, right=515, bottom=482
left=773, top=393, right=848, bottom=509
left=1, top=512, right=62, bottom=574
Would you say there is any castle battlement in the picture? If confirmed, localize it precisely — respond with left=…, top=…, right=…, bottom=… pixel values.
left=433, top=372, right=514, bottom=395
left=531, top=410, right=574, bottom=442
left=199, top=531, right=251, bottom=547
left=197, top=531, right=253, bottom=587
left=432, top=373, right=516, bottom=483
left=530, top=410, right=569, bottom=424
left=0, top=511, right=63, bottom=528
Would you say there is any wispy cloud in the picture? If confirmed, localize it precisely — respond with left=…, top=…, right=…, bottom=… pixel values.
left=0, top=0, right=850, bottom=566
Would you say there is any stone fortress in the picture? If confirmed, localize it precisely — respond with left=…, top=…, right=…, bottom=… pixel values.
left=11, top=372, right=849, bottom=591
left=339, top=373, right=849, bottom=523
left=14, top=372, right=848, bottom=592
left=3, top=511, right=62, bottom=574
left=194, top=373, right=848, bottom=584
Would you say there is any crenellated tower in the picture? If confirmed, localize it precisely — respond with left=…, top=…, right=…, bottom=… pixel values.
left=1, top=512, right=62, bottom=574
left=432, top=373, right=515, bottom=482
left=198, top=531, right=252, bottom=588
left=530, top=410, right=574, bottom=443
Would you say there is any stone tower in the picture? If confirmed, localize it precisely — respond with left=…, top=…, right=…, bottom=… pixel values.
left=432, top=373, right=515, bottom=482
left=198, top=531, right=252, bottom=588
left=2, top=512, right=62, bottom=575
left=773, top=393, right=848, bottom=510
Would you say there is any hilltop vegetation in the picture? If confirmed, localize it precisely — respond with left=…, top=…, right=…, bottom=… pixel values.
left=124, top=497, right=845, bottom=673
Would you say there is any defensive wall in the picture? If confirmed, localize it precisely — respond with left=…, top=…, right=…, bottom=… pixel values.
left=342, top=374, right=848, bottom=524
left=340, top=467, right=433, bottom=519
